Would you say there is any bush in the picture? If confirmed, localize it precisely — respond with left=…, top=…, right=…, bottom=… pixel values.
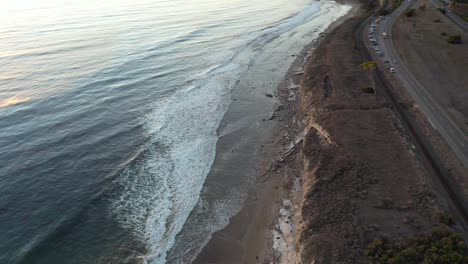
left=447, top=35, right=462, bottom=44
left=361, top=87, right=375, bottom=94
left=434, top=211, right=454, bottom=225
left=380, top=9, right=391, bottom=15
left=405, top=9, right=416, bottom=17
left=365, top=229, right=468, bottom=264
left=434, top=18, right=441, bottom=22
left=441, top=32, right=447, bottom=35
left=391, top=0, right=404, bottom=11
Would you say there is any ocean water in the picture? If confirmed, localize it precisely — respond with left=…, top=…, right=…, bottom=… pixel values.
left=0, top=0, right=350, bottom=263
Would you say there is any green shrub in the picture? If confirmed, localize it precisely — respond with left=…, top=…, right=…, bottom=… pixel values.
left=434, top=18, right=441, bottom=22
left=391, top=0, right=404, bottom=11
left=361, top=87, right=375, bottom=94
left=434, top=212, right=454, bottom=225
left=364, top=228, right=468, bottom=264
left=447, top=35, right=462, bottom=44
left=405, top=9, right=416, bottom=17
left=441, top=32, right=447, bottom=35
left=380, top=9, right=391, bottom=15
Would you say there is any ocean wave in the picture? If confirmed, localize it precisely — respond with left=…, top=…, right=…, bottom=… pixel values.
left=110, top=43, right=255, bottom=262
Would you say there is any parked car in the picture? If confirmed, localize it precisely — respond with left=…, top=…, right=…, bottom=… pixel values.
left=390, top=67, right=396, bottom=73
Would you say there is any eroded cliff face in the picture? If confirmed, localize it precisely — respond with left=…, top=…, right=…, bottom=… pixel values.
left=296, top=17, right=445, bottom=263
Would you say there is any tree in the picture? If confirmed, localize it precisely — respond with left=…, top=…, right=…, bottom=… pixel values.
left=405, top=8, right=416, bottom=17
left=359, top=61, right=377, bottom=93
left=447, top=35, right=462, bottom=44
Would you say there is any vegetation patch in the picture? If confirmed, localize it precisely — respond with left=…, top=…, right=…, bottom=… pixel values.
left=447, top=35, right=462, bottom=44
left=380, top=9, right=391, bottom=15
left=391, top=0, right=404, bottom=11
left=441, top=32, right=447, bottom=35
left=434, top=18, right=441, bottom=22
left=361, top=87, right=375, bottom=94
left=405, top=9, right=416, bottom=17
left=438, top=7, right=447, bottom=14
left=433, top=212, right=454, bottom=225
left=365, top=228, right=468, bottom=264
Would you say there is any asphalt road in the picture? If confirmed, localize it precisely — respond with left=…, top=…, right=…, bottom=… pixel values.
left=365, top=0, right=468, bottom=167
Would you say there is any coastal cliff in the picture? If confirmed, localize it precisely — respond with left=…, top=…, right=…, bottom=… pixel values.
left=295, top=17, right=460, bottom=263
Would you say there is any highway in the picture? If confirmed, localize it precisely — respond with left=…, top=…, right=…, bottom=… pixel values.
left=364, top=0, right=468, bottom=167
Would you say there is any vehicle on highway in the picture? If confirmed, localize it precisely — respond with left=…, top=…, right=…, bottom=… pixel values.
left=390, top=67, right=395, bottom=73
left=383, top=32, right=387, bottom=39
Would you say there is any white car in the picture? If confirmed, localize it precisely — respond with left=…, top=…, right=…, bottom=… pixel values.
left=390, top=67, right=396, bottom=73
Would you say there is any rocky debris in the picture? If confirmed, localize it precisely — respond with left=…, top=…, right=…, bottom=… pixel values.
left=293, top=70, right=304, bottom=75
left=261, top=134, right=304, bottom=180
left=269, top=112, right=277, bottom=120
left=398, top=205, right=409, bottom=211
left=268, top=104, right=285, bottom=121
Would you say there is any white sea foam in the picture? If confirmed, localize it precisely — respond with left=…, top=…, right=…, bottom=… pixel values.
left=111, top=44, right=256, bottom=263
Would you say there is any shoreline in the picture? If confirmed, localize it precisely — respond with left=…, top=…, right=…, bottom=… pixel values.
left=190, top=3, right=361, bottom=263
